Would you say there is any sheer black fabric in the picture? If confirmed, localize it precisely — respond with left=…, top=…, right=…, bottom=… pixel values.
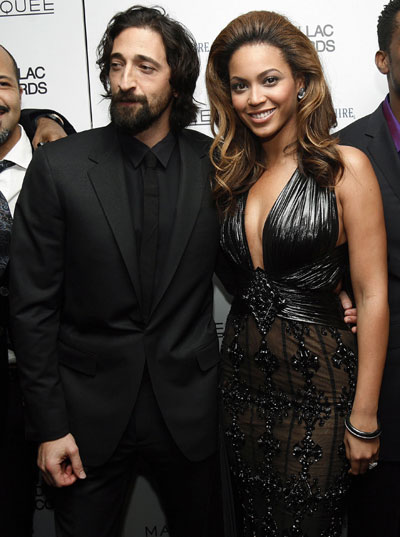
left=220, top=169, right=357, bottom=537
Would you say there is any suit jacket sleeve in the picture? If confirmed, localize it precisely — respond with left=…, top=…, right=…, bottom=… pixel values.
left=215, top=247, right=237, bottom=296
left=20, top=108, right=76, bottom=141
left=9, top=146, right=69, bottom=443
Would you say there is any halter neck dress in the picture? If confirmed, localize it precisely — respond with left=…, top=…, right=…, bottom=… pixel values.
left=220, top=169, right=357, bottom=537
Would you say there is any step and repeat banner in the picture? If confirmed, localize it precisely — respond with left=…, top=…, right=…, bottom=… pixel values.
left=1, top=1, right=389, bottom=536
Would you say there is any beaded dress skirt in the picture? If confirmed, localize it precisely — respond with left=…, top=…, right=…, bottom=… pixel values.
left=219, top=170, right=357, bottom=537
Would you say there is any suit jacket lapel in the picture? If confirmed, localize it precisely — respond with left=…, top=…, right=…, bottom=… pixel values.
left=87, top=125, right=142, bottom=306
left=151, top=131, right=210, bottom=314
left=365, top=105, right=400, bottom=202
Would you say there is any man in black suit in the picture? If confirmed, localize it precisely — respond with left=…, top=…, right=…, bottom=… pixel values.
left=0, top=44, right=74, bottom=536
left=10, top=7, right=220, bottom=537
left=339, top=1, right=400, bottom=535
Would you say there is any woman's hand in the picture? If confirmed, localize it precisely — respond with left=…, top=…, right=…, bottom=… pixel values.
left=344, top=414, right=380, bottom=475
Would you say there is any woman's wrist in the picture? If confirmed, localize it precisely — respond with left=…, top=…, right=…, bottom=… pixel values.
left=345, top=414, right=381, bottom=439
left=350, top=402, right=378, bottom=421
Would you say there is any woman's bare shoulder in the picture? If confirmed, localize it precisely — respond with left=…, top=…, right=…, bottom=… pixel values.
left=335, top=144, right=377, bottom=193
left=337, top=144, right=372, bottom=172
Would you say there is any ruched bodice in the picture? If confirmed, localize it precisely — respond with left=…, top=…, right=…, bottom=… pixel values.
left=220, top=169, right=349, bottom=328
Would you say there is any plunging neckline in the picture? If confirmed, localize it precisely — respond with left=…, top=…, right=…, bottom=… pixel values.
left=242, top=168, right=299, bottom=271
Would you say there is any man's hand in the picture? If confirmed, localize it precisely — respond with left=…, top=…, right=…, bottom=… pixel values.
left=339, top=290, right=357, bottom=333
left=32, top=117, right=67, bottom=149
left=38, top=433, right=86, bottom=488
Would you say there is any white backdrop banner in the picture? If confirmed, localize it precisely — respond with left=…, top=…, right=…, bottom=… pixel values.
left=0, top=1, right=389, bottom=535
left=1, top=0, right=91, bottom=131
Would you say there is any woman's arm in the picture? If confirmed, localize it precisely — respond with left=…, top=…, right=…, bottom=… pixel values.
left=336, top=145, right=389, bottom=475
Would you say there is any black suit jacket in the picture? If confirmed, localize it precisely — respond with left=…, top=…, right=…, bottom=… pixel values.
left=0, top=110, right=75, bottom=429
left=0, top=109, right=75, bottom=323
left=9, top=124, right=221, bottom=466
left=339, top=103, right=400, bottom=461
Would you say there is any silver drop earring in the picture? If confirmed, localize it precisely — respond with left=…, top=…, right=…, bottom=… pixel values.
left=297, top=87, right=305, bottom=100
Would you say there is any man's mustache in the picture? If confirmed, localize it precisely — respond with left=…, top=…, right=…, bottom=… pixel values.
left=112, top=91, right=147, bottom=105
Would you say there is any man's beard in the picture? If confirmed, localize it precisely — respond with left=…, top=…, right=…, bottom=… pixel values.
left=110, top=89, right=173, bottom=136
left=387, top=52, right=400, bottom=97
left=0, top=128, right=11, bottom=146
left=0, top=105, right=11, bottom=146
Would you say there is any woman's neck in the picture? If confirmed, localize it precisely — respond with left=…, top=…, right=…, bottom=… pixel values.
left=260, top=123, right=297, bottom=169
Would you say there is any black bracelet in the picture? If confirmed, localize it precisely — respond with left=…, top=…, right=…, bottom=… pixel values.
left=344, top=416, right=382, bottom=440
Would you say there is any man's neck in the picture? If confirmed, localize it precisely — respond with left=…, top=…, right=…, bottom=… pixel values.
left=0, top=124, right=21, bottom=160
left=132, top=105, right=172, bottom=148
left=134, top=124, right=171, bottom=148
left=388, top=89, right=400, bottom=123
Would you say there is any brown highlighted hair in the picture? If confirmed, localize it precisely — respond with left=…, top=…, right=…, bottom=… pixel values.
left=206, top=10, right=343, bottom=213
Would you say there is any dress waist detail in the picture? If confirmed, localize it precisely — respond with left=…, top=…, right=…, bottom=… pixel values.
left=232, top=266, right=348, bottom=333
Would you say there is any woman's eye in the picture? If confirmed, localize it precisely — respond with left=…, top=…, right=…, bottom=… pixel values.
left=231, top=82, right=247, bottom=92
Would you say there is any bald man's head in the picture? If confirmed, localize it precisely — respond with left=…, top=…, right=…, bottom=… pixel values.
left=0, top=45, right=20, bottom=85
left=0, top=45, right=22, bottom=155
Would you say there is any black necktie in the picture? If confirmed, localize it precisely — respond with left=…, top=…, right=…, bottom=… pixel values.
left=0, top=159, right=15, bottom=173
left=0, top=160, right=14, bottom=276
left=140, top=152, right=159, bottom=319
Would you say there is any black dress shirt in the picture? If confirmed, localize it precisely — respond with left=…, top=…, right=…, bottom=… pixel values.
left=118, top=130, right=180, bottom=297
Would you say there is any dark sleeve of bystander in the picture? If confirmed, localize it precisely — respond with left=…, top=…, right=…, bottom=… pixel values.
left=19, top=108, right=76, bottom=141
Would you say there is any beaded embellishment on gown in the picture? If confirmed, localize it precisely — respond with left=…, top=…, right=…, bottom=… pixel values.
left=219, top=169, right=357, bottom=537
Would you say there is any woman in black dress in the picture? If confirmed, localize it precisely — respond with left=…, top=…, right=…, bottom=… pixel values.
left=206, top=11, right=389, bottom=537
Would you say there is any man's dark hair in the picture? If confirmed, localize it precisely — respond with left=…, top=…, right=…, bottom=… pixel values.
left=97, top=5, right=200, bottom=132
left=378, top=0, right=400, bottom=51
left=0, top=44, right=20, bottom=84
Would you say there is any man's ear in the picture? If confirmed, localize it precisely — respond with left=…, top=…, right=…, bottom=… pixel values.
left=376, top=50, right=390, bottom=75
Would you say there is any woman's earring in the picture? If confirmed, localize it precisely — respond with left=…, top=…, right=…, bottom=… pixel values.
left=297, top=87, right=306, bottom=101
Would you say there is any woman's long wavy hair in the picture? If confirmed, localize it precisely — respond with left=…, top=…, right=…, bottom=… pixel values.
left=206, top=10, right=344, bottom=214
